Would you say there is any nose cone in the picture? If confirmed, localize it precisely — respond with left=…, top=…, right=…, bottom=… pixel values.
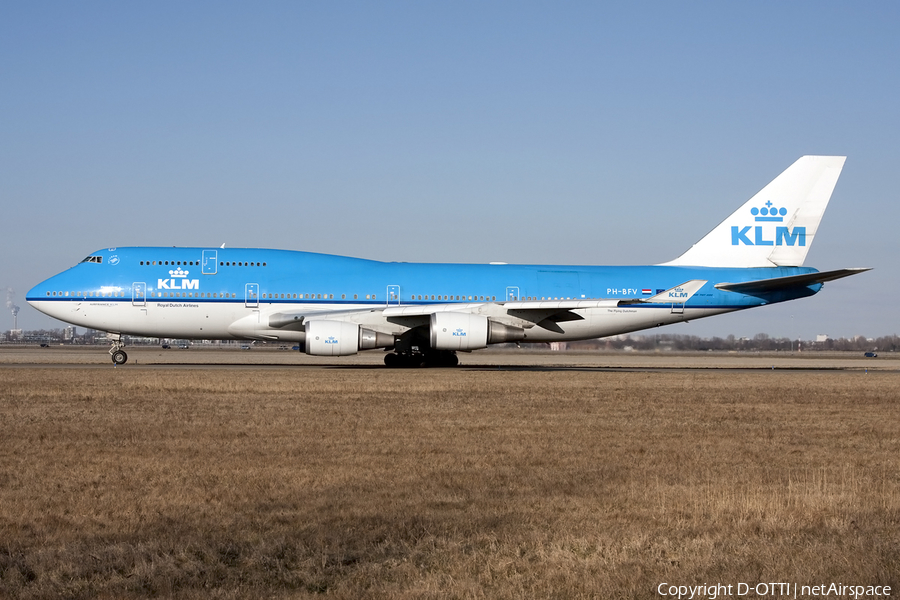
left=27, top=275, right=57, bottom=317
left=27, top=276, right=52, bottom=307
left=26, top=272, right=78, bottom=322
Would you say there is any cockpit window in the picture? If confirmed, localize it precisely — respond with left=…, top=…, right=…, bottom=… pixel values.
left=81, top=256, right=103, bottom=264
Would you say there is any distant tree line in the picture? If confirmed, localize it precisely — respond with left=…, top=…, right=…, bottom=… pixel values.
left=568, top=333, right=897, bottom=352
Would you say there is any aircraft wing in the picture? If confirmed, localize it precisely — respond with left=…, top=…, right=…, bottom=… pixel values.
left=267, top=307, right=386, bottom=329
left=380, top=280, right=708, bottom=314
left=714, top=268, right=871, bottom=295
left=495, top=280, right=708, bottom=330
left=384, top=280, right=708, bottom=333
left=264, top=280, right=709, bottom=332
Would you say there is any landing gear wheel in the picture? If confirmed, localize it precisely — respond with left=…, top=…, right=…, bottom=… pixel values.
left=384, top=350, right=459, bottom=368
left=424, top=350, right=459, bottom=368
left=109, top=336, right=128, bottom=365
left=384, top=352, right=426, bottom=368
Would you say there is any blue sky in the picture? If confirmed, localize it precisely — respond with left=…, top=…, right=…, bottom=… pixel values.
left=2, top=2, right=897, bottom=340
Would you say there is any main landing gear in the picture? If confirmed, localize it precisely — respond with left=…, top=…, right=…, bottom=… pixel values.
left=109, top=336, right=128, bottom=365
left=383, top=350, right=459, bottom=368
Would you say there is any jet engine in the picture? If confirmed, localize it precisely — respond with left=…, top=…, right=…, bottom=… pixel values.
left=305, top=320, right=394, bottom=356
left=429, top=312, right=525, bottom=351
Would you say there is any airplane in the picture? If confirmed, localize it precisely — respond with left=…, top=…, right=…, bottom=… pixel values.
left=27, top=156, right=869, bottom=367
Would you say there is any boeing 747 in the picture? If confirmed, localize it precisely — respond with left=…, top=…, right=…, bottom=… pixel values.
left=27, top=156, right=869, bottom=366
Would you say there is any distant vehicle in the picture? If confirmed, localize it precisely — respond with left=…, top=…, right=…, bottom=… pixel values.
left=178, top=344, right=189, bottom=349
left=864, top=352, right=878, bottom=358
left=241, top=345, right=251, bottom=350
left=161, top=344, right=171, bottom=349
left=39, top=343, right=49, bottom=348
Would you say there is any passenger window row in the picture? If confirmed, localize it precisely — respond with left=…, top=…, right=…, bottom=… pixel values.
left=140, top=260, right=198, bottom=266
left=151, top=292, right=236, bottom=298
left=138, top=260, right=268, bottom=267
left=47, top=289, right=581, bottom=302
left=262, top=293, right=374, bottom=300
left=46, top=291, right=124, bottom=297
left=412, top=295, right=497, bottom=301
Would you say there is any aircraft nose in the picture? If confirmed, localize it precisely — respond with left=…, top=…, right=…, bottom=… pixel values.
left=26, top=274, right=67, bottom=318
left=26, top=280, right=48, bottom=306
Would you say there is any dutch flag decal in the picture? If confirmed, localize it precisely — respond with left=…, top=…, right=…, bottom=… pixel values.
left=642, top=288, right=652, bottom=295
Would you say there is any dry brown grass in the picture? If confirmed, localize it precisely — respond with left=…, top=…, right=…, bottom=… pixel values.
left=0, top=363, right=898, bottom=599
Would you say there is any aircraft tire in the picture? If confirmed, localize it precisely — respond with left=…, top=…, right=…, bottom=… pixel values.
left=111, top=350, right=128, bottom=365
left=423, top=351, right=458, bottom=368
left=404, top=354, right=426, bottom=368
left=385, top=352, right=444, bottom=368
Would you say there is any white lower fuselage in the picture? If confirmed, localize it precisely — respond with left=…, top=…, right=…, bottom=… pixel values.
left=29, top=295, right=732, bottom=343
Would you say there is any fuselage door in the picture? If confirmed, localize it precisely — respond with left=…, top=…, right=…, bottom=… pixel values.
left=202, top=250, right=218, bottom=275
left=245, top=283, right=259, bottom=308
left=506, top=286, right=520, bottom=301
left=387, top=284, right=400, bottom=305
left=132, top=282, right=146, bottom=307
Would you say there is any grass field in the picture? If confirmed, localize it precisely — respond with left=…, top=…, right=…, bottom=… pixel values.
left=0, top=352, right=898, bottom=598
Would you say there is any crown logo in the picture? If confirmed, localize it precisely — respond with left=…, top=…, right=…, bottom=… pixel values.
left=169, top=268, right=189, bottom=278
left=750, top=201, right=786, bottom=222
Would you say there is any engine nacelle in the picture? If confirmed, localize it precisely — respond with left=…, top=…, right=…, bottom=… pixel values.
left=430, top=312, right=488, bottom=351
left=430, top=312, right=525, bottom=351
left=305, top=320, right=393, bottom=356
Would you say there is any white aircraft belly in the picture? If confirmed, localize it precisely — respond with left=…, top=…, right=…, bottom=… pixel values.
left=32, top=296, right=741, bottom=344
left=519, top=306, right=737, bottom=342
left=32, top=299, right=235, bottom=339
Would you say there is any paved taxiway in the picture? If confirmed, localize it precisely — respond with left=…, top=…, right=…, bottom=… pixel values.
left=1, top=345, right=896, bottom=372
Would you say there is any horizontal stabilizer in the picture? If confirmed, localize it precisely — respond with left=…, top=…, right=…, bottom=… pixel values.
left=714, top=268, right=871, bottom=294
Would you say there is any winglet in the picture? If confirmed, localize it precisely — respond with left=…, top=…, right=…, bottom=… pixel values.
left=639, top=280, right=708, bottom=303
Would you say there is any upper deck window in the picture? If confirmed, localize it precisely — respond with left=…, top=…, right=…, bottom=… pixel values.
left=81, top=256, right=103, bottom=264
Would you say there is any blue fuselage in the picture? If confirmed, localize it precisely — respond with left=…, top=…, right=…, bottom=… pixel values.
left=28, top=246, right=820, bottom=313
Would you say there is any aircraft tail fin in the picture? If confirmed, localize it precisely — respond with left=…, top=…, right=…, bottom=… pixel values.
left=660, top=156, right=846, bottom=268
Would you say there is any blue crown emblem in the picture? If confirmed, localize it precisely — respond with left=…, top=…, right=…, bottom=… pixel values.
left=750, top=201, right=786, bottom=222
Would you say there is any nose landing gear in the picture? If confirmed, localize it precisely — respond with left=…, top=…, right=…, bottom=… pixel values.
left=108, top=334, right=128, bottom=365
